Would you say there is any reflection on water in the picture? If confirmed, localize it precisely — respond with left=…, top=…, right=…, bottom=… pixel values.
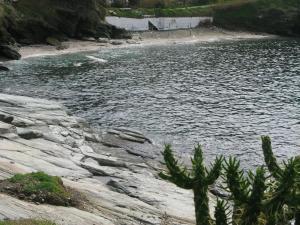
left=1, top=38, right=300, bottom=168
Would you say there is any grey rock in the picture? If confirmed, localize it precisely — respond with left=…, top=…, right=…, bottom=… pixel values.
left=0, top=65, right=9, bottom=71
left=114, top=127, right=143, bottom=135
left=107, top=179, right=133, bottom=196
left=81, top=163, right=109, bottom=176
left=11, top=117, right=35, bottom=127
left=61, top=131, right=69, bottom=137
left=46, top=37, right=61, bottom=46
left=17, top=128, right=43, bottom=140
left=108, top=128, right=152, bottom=144
left=81, top=37, right=96, bottom=41
left=84, top=132, right=100, bottom=142
left=0, top=114, right=14, bottom=123
left=97, top=38, right=109, bottom=43
left=56, top=43, right=69, bottom=50
left=110, top=40, right=123, bottom=45
left=126, top=40, right=140, bottom=44
left=118, top=132, right=145, bottom=143
left=0, top=121, right=16, bottom=135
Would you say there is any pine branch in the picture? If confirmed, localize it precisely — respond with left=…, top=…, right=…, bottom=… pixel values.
left=224, top=157, right=249, bottom=203
left=160, top=144, right=193, bottom=189
left=264, top=158, right=298, bottom=217
left=240, top=167, right=266, bottom=225
left=193, top=144, right=206, bottom=180
left=206, top=156, right=224, bottom=185
left=215, top=199, right=230, bottom=225
left=261, top=136, right=282, bottom=179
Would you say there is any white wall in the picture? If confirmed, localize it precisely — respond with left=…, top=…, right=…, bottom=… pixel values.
left=106, top=16, right=213, bottom=31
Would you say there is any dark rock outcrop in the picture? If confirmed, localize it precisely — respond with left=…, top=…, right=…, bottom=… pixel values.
left=0, top=45, right=21, bottom=60
left=10, top=0, right=130, bottom=43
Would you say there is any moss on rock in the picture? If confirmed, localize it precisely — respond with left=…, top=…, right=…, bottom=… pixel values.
left=0, top=219, right=56, bottom=225
left=0, top=172, right=80, bottom=206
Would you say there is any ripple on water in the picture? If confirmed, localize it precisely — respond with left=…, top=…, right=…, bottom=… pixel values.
left=1, top=38, right=300, bottom=169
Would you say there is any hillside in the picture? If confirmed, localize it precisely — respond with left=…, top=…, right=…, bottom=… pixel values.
left=213, top=0, right=300, bottom=36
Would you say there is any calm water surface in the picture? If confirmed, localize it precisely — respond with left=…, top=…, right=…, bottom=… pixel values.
left=1, top=38, right=300, bottom=168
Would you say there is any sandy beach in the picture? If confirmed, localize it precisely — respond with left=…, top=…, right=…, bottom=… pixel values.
left=18, top=28, right=273, bottom=60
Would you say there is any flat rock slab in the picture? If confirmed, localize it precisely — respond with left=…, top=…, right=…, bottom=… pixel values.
left=0, top=194, right=114, bottom=225
left=0, top=93, right=200, bottom=225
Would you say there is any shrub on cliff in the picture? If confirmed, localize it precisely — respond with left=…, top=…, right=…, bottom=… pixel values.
left=0, top=172, right=80, bottom=206
left=160, top=136, right=300, bottom=225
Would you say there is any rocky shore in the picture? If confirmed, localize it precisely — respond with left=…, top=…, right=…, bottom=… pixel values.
left=0, top=93, right=218, bottom=225
left=0, top=0, right=130, bottom=61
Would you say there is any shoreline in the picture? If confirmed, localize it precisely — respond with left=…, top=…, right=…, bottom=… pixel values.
left=18, top=28, right=273, bottom=60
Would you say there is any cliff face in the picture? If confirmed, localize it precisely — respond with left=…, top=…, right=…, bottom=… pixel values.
left=0, top=0, right=130, bottom=59
left=213, top=1, right=300, bottom=37
left=11, top=0, right=110, bottom=44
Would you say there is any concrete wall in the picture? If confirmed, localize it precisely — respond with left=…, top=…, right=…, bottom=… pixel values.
left=106, top=16, right=213, bottom=31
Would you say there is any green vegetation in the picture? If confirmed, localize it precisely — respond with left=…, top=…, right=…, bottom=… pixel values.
left=160, top=136, right=300, bottom=225
left=0, top=219, right=56, bottom=225
left=0, top=172, right=79, bottom=206
left=9, top=172, right=66, bottom=195
left=109, top=5, right=215, bottom=17
left=108, top=0, right=257, bottom=17
left=213, top=0, right=300, bottom=36
left=108, top=0, right=299, bottom=37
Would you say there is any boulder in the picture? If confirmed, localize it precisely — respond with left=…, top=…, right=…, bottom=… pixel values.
left=46, top=37, right=61, bottom=46
left=0, top=65, right=9, bottom=71
left=0, top=114, right=14, bottom=123
left=0, top=121, right=16, bottom=135
left=110, top=40, right=123, bottom=45
left=56, top=43, right=69, bottom=50
left=110, top=25, right=132, bottom=39
left=97, top=38, right=109, bottom=43
left=0, top=45, right=21, bottom=60
left=16, top=128, right=43, bottom=140
left=126, top=40, right=139, bottom=44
